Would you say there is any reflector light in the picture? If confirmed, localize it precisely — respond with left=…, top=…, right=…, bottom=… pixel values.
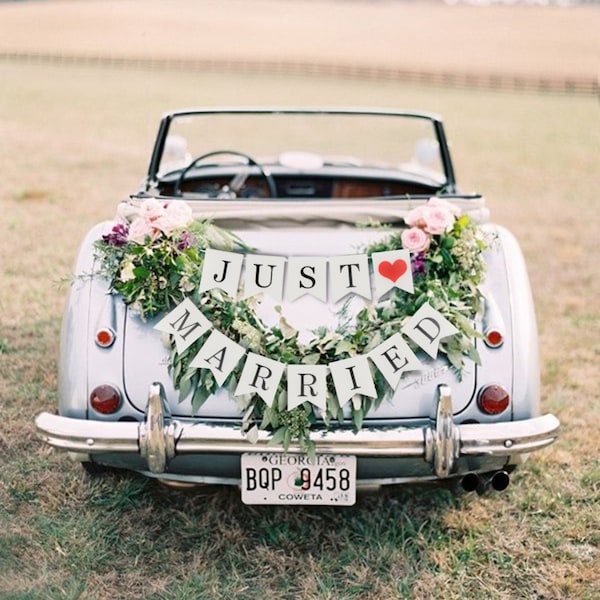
left=90, top=385, right=121, bottom=414
left=95, top=327, right=116, bottom=348
left=484, top=328, right=504, bottom=348
left=477, top=384, right=510, bottom=415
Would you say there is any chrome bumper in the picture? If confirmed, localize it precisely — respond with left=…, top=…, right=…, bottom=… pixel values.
left=35, top=384, right=559, bottom=479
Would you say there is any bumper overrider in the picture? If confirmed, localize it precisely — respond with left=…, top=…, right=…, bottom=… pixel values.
left=35, top=384, right=559, bottom=480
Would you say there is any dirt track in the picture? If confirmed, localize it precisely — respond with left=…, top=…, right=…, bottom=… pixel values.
left=1, top=0, right=598, bottom=79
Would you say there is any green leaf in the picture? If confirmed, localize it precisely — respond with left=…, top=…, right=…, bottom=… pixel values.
left=352, top=408, right=364, bottom=430
left=191, top=385, right=209, bottom=413
left=335, top=340, right=355, bottom=356
left=178, top=376, right=192, bottom=402
left=283, top=427, right=292, bottom=450
left=133, top=266, right=150, bottom=279
left=267, top=427, right=286, bottom=447
left=303, top=353, right=321, bottom=365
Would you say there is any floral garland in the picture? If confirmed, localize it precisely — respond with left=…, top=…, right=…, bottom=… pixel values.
left=95, top=197, right=488, bottom=453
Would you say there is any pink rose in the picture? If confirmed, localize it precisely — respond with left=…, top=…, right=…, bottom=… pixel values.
left=128, top=217, right=156, bottom=244
left=138, top=198, right=165, bottom=223
left=426, top=197, right=461, bottom=217
left=153, top=201, right=194, bottom=236
left=422, top=206, right=455, bottom=235
left=404, top=205, right=427, bottom=228
left=401, top=227, right=431, bottom=252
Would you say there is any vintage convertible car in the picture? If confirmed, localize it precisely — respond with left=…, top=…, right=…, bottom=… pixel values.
left=36, top=108, right=559, bottom=505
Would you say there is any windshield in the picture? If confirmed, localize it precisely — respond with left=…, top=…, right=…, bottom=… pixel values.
left=154, top=110, right=447, bottom=185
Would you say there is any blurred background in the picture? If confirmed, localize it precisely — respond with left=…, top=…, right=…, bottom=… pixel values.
left=1, top=2, right=599, bottom=599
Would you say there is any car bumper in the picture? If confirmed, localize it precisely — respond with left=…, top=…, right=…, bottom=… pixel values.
left=35, top=383, right=559, bottom=482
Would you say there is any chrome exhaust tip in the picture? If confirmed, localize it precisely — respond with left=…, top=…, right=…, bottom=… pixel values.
left=475, top=470, right=511, bottom=495
left=460, top=472, right=480, bottom=492
left=490, top=470, right=510, bottom=492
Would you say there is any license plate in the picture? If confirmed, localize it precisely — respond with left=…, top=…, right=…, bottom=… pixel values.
left=241, top=453, right=356, bottom=505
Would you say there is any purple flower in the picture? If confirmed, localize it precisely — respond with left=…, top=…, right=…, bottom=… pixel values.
left=176, top=231, right=196, bottom=251
left=102, top=223, right=129, bottom=247
left=411, top=252, right=427, bottom=277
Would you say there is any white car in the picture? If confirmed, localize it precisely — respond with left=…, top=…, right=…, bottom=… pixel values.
left=36, top=108, right=559, bottom=505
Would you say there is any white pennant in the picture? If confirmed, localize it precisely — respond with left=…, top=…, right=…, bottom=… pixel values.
left=401, top=302, right=459, bottom=359
left=243, top=254, right=287, bottom=301
left=285, top=256, right=328, bottom=303
left=153, top=297, right=212, bottom=353
left=371, top=249, right=414, bottom=298
left=329, top=355, right=377, bottom=408
left=234, top=352, right=286, bottom=408
left=189, top=329, right=246, bottom=386
left=329, top=254, right=372, bottom=303
left=199, top=248, right=244, bottom=298
left=368, top=332, right=422, bottom=390
left=286, top=364, right=328, bottom=411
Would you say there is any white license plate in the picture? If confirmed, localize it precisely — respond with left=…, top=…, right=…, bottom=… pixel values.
left=241, top=453, right=356, bottom=505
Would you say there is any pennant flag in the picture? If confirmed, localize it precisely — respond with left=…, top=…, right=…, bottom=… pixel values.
left=286, top=364, right=328, bottom=411
left=401, top=302, right=459, bottom=359
left=235, top=352, right=286, bottom=407
left=243, top=254, right=287, bottom=301
left=153, top=297, right=212, bottom=353
left=368, top=333, right=422, bottom=390
left=329, top=254, right=372, bottom=303
left=189, top=329, right=246, bottom=386
left=329, top=355, right=377, bottom=408
left=285, top=256, right=328, bottom=303
left=199, top=248, right=244, bottom=298
left=371, top=249, right=414, bottom=298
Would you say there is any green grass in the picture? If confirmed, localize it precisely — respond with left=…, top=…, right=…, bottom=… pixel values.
left=0, top=61, right=599, bottom=599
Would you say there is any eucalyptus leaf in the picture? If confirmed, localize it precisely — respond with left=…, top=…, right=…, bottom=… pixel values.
left=268, top=427, right=287, bottom=447
left=352, top=408, right=364, bottom=431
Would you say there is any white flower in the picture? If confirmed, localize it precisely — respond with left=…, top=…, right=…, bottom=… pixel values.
left=159, top=332, right=173, bottom=349
left=119, top=261, right=136, bottom=282
left=179, top=277, right=196, bottom=292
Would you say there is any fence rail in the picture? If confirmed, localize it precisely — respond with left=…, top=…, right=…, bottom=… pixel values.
left=2, top=51, right=598, bottom=98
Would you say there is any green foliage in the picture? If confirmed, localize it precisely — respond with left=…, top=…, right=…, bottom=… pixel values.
left=94, top=220, right=246, bottom=318
left=94, top=201, right=488, bottom=450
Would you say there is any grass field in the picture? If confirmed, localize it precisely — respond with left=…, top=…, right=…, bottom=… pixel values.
left=1, top=1, right=599, bottom=599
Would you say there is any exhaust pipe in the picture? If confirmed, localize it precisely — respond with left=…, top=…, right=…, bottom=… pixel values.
left=490, top=470, right=510, bottom=492
left=460, top=472, right=480, bottom=492
left=458, top=470, right=511, bottom=495
left=474, top=470, right=511, bottom=494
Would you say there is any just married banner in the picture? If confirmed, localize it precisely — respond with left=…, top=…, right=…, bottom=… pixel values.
left=198, top=248, right=415, bottom=303
left=155, top=296, right=458, bottom=412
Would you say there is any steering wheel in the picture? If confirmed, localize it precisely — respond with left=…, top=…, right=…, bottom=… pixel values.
left=173, top=150, right=277, bottom=198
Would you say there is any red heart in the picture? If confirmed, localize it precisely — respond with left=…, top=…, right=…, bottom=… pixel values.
left=378, top=259, right=407, bottom=283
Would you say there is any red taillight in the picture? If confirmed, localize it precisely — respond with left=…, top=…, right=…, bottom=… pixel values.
left=484, top=328, right=504, bottom=348
left=95, top=327, right=116, bottom=348
left=477, top=384, right=510, bottom=415
left=90, top=385, right=121, bottom=414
